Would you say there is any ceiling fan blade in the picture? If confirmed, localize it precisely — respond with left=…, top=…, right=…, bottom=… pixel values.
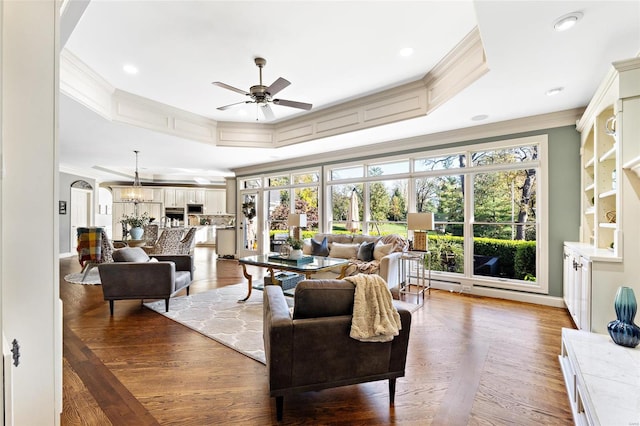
left=273, top=98, right=313, bottom=111
left=266, top=77, right=290, bottom=96
left=261, top=104, right=275, bottom=120
left=212, top=81, right=250, bottom=96
left=217, top=100, right=252, bottom=111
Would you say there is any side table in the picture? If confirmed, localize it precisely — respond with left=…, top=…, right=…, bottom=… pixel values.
left=398, top=251, right=431, bottom=305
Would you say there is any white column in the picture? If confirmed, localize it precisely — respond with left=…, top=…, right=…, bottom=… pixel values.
left=1, top=0, right=61, bottom=424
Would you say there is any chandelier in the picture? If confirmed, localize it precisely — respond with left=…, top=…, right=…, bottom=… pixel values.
left=126, top=150, right=143, bottom=203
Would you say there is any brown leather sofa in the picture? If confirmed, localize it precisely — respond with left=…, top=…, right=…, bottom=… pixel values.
left=98, top=247, right=194, bottom=315
left=263, top=279, right=412, bottom=421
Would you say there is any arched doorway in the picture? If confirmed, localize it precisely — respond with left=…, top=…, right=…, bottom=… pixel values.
left=69, top=180, right=94, bottom=252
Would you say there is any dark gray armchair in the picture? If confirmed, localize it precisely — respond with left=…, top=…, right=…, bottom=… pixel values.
left=263, top=279, right=412, bottom=421
left=98, top=247, right=194, bottom=315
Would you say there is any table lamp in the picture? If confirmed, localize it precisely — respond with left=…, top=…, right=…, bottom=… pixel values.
left=407, top=212, right=434, bottom=251
left=287, top=213, right=307, bottom=241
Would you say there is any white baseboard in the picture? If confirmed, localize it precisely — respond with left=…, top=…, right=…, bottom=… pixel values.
left=430, top=281, right=565, bottom=308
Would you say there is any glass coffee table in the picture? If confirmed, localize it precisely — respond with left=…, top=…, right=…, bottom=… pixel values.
left=237, top=254, right=350, bottom=302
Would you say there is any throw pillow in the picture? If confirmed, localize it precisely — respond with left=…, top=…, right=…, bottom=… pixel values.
left=148, top=257, right=159, bottom=263
left=302, top=239, right=313, bottom=255
left=373, top=242, right=393, bottom=261
left=329, top=242, right=359, bottom=259
left=311, top=237, right=329, bottom=256
left=357, top=241, right=376, bottom=262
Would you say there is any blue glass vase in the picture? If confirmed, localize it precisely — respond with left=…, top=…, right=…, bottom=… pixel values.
left=607, top=286, right=640, bottom=348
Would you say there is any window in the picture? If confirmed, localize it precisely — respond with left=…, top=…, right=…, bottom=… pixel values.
left=324, top=135, right=546, bottom=293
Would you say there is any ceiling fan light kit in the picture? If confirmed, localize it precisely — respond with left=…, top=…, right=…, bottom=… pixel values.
left=212, top=57, right=312, bottom=120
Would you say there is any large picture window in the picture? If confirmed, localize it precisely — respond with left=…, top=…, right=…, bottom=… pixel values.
left=239, top=135, right=547, bottom=293
left=325, top=136, right=546, bottom=293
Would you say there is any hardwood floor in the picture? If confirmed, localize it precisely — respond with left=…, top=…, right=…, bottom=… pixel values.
left=61, top=247, right=575, bottom=425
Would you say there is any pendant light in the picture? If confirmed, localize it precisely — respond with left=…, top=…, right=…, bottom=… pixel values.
left=126, top=150, right=143, bottom=203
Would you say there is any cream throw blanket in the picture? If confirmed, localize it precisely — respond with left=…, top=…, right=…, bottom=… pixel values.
left=344, top=274, right=402, bottom=342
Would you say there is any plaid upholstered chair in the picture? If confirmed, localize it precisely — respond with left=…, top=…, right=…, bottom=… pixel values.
left=76, top=227, right=114, bottom=282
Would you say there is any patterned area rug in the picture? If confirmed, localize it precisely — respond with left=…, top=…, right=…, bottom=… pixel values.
left=64, top=269, right=101, bottom=285
left=144, top=283, right=421, bottom=365
left=144, top=284, right=273, bottom=364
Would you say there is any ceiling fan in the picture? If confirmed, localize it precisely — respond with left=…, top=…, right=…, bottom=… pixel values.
left=212, top=57, right=312, bottom=120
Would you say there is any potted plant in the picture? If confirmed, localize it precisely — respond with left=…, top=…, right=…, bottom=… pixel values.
left=120, top=212, right=150, bottom=240
left=286, top=236, right=304, bottom=259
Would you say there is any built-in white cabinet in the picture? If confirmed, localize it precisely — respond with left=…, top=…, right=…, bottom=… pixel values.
left=559, top=328, right=640, bottom=425
left=564, top=57, right=640, bottom=333
left=562, top=245, right=591, bottom=331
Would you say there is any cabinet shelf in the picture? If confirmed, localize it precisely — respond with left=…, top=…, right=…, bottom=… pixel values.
left=623, top=155, right=640, bottom=179
left=599, top=222, right=616, bottom=228
left=584, top=183, right=595, bottom=192
left=584, top=207, right=595, bottom=215
left=584, top=157, right=595, bottom=168
left=598, top=189, right=617, bottom=199
left=598, top=144, right=617, bottom=162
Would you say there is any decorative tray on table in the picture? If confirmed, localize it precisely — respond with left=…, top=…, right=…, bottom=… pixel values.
left=267, top=255, right=314, bottom=265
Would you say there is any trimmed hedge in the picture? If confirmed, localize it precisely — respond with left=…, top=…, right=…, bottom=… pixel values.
left=427, top=235, right=536, bottom=280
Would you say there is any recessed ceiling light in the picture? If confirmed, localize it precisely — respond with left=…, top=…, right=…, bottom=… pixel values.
left=399, top=47, right=414, bottom=57
left=471, top=114, right=488, bottom=121
left=546, top=87, right=564, bottom=96
left=553, top=12, right=583, bottom=32
left=122, top=64, right=138, bottom=75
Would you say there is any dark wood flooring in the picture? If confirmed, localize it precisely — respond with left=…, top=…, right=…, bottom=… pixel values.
left=60, top=247, right=575, bottom=425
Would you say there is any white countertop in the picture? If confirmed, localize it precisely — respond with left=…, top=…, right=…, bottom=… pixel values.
left=562, top=328, right=640, bottom=425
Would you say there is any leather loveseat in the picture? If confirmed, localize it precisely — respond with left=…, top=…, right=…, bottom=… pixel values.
left=263, top=279, right=412, bottom=421
left=98, top=247, right=194, bottom=315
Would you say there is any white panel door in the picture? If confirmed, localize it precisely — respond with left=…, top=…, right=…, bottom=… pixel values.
left=70, top=188, right=92, bottom=253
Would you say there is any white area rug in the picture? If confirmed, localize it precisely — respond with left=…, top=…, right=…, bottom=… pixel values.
left=144, top=283, right=421, bottom=365
left=64, top=269, right=101, bottom=285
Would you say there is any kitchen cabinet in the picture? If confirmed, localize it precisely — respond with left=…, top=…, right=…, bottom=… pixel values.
left=204, top=189, right=226, bottom=214
left=164, top=188, right=187, bottom=208
left=185, top=189, right=205, bottom=204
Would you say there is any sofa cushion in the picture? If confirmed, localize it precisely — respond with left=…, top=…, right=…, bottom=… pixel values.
left=373, top=242, right=393, bottom=261
left=353, top=235, right=380, bottom=245
left=329, top=242, right=359, bottom=259
left=357, top=241, right=375, bottom=262
left=311, top=237, right=329, bottom=256
left=314, top=233, right=353, bottom=245
left=112, top=247, right=150, bottom=263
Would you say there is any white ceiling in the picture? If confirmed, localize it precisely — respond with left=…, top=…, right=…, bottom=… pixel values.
left=59, top=0, right=640, bottom=184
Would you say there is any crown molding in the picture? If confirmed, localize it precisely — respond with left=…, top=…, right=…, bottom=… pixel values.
left=423, top=27, right=488, bottom=114
left=232, top=107, right=583, bottom=176
left=575, top=56, right=640, bottom=132
left=112, top=90, right=217, bottom=144
left=60, top=49, right=114, bottom=119
left=61, top=26, right=487, bottom=151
